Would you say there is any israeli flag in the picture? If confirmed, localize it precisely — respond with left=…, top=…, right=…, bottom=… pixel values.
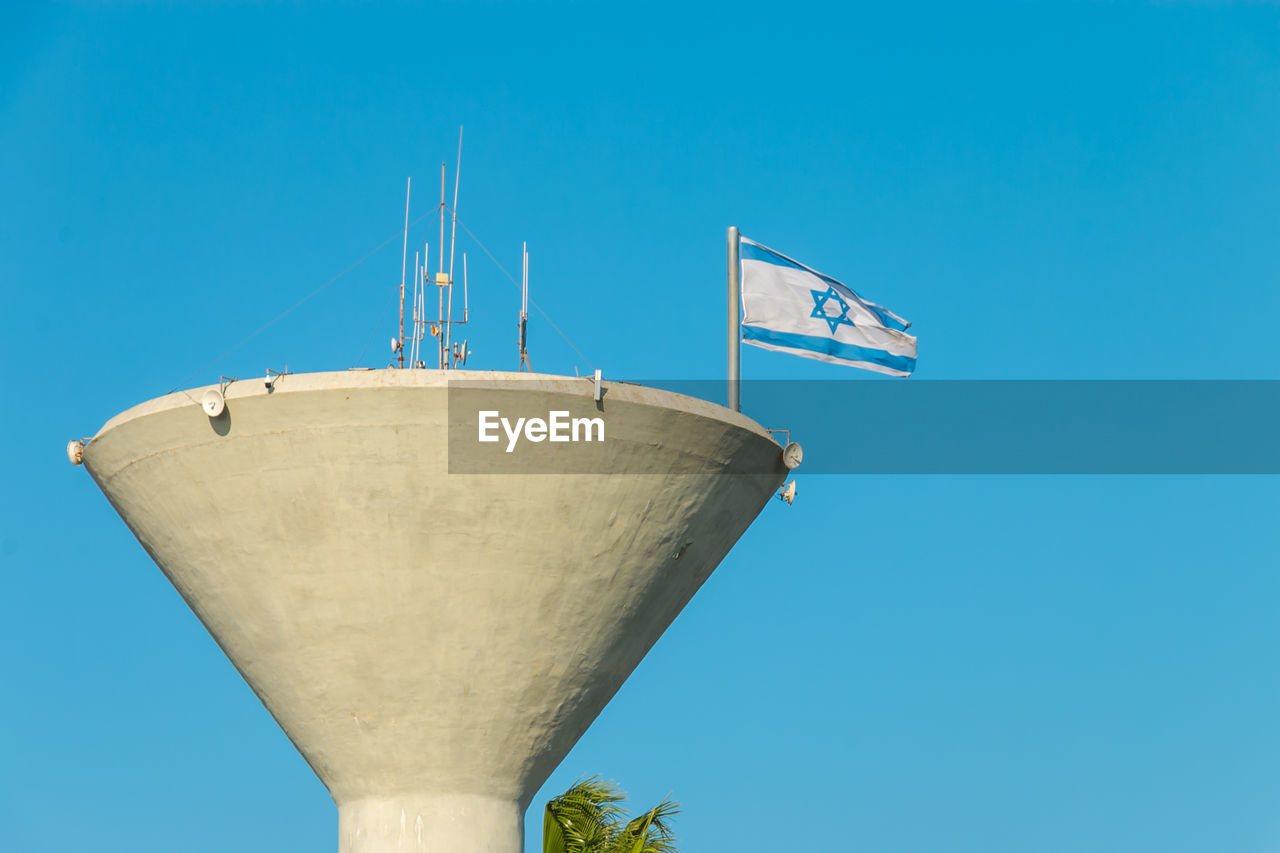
left=740, top=236, right=917, bottom=377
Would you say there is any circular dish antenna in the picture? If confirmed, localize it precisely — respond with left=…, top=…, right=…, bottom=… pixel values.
left=782, top=441, right=803, bottom=469
left=66, top=439, right=84, bottom=466
left=201, top=388, right=226, bottom=418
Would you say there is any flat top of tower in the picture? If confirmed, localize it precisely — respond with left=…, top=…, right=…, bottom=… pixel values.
left=93, top=369, right=776, bottom=444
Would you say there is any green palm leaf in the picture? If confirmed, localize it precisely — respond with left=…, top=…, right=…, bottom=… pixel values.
left=615, top=799, right=679, bottom=853
left=542, top=778, right=680, bottom=853
left=543, top=777, right=628, bottom=853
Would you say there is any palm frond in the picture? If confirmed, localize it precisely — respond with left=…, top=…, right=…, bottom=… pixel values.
left=613, top=798, right=679, bottom=853
left=543, top=777, right=681, bottom=853
left=544, top=777, right=629, bottom=853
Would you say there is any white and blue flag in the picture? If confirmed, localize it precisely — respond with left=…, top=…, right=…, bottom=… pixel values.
left=739, top=236, right=917, bottom=377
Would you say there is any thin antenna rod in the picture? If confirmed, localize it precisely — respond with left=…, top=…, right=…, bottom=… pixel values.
left=445, top=260, right=454, bottom=370
left=419, top=247, right=427, bottom=367
left=438, top=163, right=446, bottom=369
left=449, top=128, right=463, bottom=276
left=518, top=242, right=530, bottom=371
left=445, top=275, right=455, bottom=368
left=438, top=163, right=446, bottom=276
left=430, top=244, right=435, bottom=366
left=462, top=253, right=469, bottom=323
left=424, top=244, right=430, bottom=367
left=446, top=126, right=463, bottom=368
left=411, top=250, right=421, bottom=368
left=399, top=178, right=410, bottom=369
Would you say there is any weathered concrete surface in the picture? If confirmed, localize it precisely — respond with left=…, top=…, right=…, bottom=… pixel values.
left=339, top=794, right=521, bottom=853
left=82, top=369, right=786, bottom=853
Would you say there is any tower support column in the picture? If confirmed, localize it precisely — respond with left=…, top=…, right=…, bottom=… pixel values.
left=338, top=793, right=523, bottom=853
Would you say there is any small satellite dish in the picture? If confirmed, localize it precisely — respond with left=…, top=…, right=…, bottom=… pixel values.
left=782, top=441, right=803, bottom=469
left=202, top=388, right=226, bottom=418
left=391, top=337, right=401, bottom=353
left=779, top=480, right=797, bottom=505
left=66, top=439, right=84, bottom=466
left=458, top=339, right=469, bottom=367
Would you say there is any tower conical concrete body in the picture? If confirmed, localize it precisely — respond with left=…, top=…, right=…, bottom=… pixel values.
left=82, top=370, right=786, bottom=853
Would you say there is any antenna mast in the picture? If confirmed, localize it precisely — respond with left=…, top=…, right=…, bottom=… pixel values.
left=410, top=249, right=421, bottom=368
left=446, top=126, right=463, bottom=369
left=390, top=134, right=469, bottom=371
left=436, top=163, right=447, bottom=369
left=518, top=243, right=531, bottom=372
left=398, top=178, right=410, bottom=368
left=456, top=252, right=469, bottom=367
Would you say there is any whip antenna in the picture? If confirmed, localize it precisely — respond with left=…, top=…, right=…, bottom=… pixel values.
left=397, top=177, right=410, bottom=368
left=446, top=127, right=463, bottom=367
left=518, top=242, right=531, bottom=371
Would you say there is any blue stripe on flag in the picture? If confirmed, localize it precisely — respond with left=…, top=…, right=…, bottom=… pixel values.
left=739, top=239, right=910, bottom=332
left=740, top=238, right=818, bottom=275
left=742, top=325, right=917, bottom=374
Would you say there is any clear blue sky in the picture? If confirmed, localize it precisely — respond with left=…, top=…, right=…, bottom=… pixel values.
left=4, top=3, right=1280, bottom=851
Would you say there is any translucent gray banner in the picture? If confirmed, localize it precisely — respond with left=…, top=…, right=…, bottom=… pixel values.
left=446, top=379, right=1280, bottom=474
left=641, top=380, right=1280, bottom=474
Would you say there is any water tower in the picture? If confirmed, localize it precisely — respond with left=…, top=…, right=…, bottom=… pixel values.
left=76, top=367, right=788, bottom=852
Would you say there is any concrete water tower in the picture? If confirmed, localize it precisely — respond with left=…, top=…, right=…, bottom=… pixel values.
left=77, top=367, right=788, bottom=853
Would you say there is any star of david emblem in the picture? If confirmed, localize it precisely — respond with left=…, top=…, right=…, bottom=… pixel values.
left=810, top=286, right=855, bottom=333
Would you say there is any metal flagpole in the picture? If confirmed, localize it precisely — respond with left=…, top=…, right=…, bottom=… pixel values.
left=727, top=226, right=741, bottom=412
